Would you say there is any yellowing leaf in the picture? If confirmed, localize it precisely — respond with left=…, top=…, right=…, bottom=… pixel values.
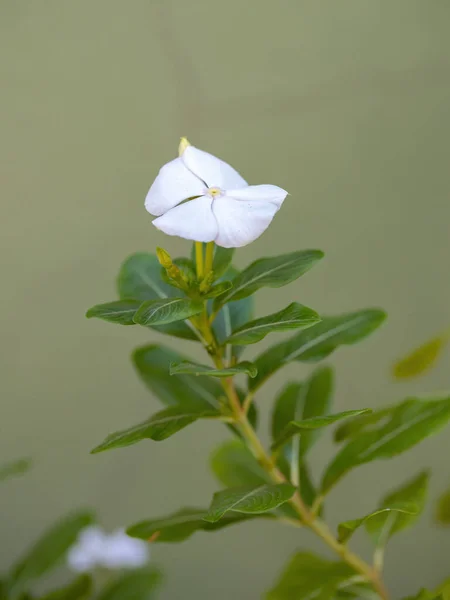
left=393, top=336, right=447, bottom=379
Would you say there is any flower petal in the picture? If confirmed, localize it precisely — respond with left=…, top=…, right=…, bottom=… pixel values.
left=100, top=530, right=149, bottom=570
left=145, top=157, right=204, bottom=216
left=182, top=146, right=247, bottom=189
left=153, top=196, right=218, bottom=242
left=226, top=184, right=288, bottom=208
left=212, top=197, right=279, bottom=248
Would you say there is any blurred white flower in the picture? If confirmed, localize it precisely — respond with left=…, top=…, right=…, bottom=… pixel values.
left=67, top=525, right=150, bottom=573
left=145, top=140, right=288, bottom=248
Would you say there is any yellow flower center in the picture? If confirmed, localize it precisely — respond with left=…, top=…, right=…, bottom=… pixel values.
left=207, top=187, right=223, bottom=198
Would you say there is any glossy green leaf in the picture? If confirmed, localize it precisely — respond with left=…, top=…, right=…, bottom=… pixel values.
left=127, top=507, right=263, bottom=543
left=210, top=440, right=269, bottom=488
left=204, top=483, right=295, bottom=523
left=96, top=568, right=162, bottom=600
left=436, top=488, right=450, bottom=524
left=133, top=345, right=221, bottom=409
left=267, top=552, right=355, bottom=600
left=338, top=506, right=417, bottom=544
left=393, top=336, right=447, bottom=379
left=117, top=252, right=198, bottom=340
left=334, top=408, right=392, bottom=443
left=170, top=360, right=258, bottom=378
left=224, top=302, right=320, bottom=346
left=133, top=297, right=203, bottom=326
left=213, top=249, right=324, bottom=307
left=8, top=512, right=94, bottom=597
left=38, top=575, right=92, bottom=600
left=322, top=396, right=450, bottom=492
left=272, top=410, right=371, bottom=452
left=212, top=247, right=235, bottom=279
left=251, top=309, right=386, bottom=390
left=365, top=471, right=429, bottom=541
left=91, top=405, right=220, bottom=453
left=86, top=300, right=141, bottom=325
left=0, top=458, right=31, bottom=483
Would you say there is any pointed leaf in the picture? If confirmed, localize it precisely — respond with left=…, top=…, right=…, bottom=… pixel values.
left=133, top=297, right=203, bottom=327
left=204, top=483, right=296, bottom=523
left=272, top=410, right=371, bottom=451
left=334, top=408, right=392, bottom=443
left=436, top=488, right=450, bottom=525
left=8, top=512, right=94, bottom=596
left=0, top=458, right=31, bottom=483
left=96, top=568, right=162, bottom=600
left=214, top=249, right=323, bottom=307
left=91, top=405, right=220, bottom=453
left=322, top=396, right=450, bottom=492
left=202, top=281, right=232, bottom=299
left=267, top=552, right=356, bottom=600
left=117, top=252, right=198, bottom=340
left=338, top=506, right=417, bottom=544
left=299, top=366, right=335, bottom=458
left=86, top=300, right=141, bottom=325
left=170, top=361, right=257, bottom=378
left=38, top=575, right=92, bottom=600
left=212, top=247, right=235, bottom=279
left=365, top=471, right=429, bottom=541
left=251, top=309, right=386, bottom=390
left=127, top=508, right=264, bottom=543
left=133, top=345, right=221, bottom=409
left=225, top=302, right=320, bottom=346
left=393, top=336, right=447, bottom=379
left=210, top=440, right=269, bottom=488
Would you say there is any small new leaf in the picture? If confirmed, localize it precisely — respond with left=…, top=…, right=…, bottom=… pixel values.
left=91, top=405, right=220, bottom=453
left=338, top=505, right=417, bottom=544
left=322, top=396, right=450, bottom=492
left=170, top=361, right=258, bottom=378
left=203, top=483, right=296, bottom=523
left=133, top=298, right=203, bottom=326
left=213, top=249, right=323, bottom=308
left=225, top=302, right=320, bottom=346
left=272, top=409, right=371, bottom=451
left=86, top=300, right=141, bottom=325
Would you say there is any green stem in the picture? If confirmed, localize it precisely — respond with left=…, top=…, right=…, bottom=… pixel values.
left=204, top=242, right=215, bottom=276
left=195, top=242, right=204, bottom=279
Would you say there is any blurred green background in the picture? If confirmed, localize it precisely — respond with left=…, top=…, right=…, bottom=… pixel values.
left=1, top=1, right=450, bottom=598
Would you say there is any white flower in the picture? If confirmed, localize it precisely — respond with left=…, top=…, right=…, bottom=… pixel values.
left=145, top=140, right=288, bottom=248
left=67, top=525, right=150, bottom=573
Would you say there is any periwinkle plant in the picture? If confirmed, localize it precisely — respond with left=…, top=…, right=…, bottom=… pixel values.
left=86, top=139, right=450, bottom=600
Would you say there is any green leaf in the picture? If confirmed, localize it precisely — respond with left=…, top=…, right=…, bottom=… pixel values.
left=202, top=281, right=232, bottom=299
left=0, top=458, right=31, bottom=483
left=127, top=508, right=263, bottom=543
left=38, top=575, right=92, bottom=600
left=436, top=488, right=450, bottom=524
left=299, top=366, right=334, bottom=458
left=117, top=252, right=198, bottom=340
left=204, top=483, right=295, bottom=523
left=213, top=249, right=324, bottom=307
left=334, top=408, right=392, bottom=443
left=322, top=396, right=450, bottom=493
left=267, top=552, right=356, bottom=600
left=210, top=440, right=269, bottom=488
left=133, top=344, right=221, bottom=409
left=365, top=471, right=429, bottom=541
left=251, top=309, right=386, bottom=390
left=8, top=512, right=94, bottom=597
left=96, top=569, right=162, bottom=600
left=133, top=297, right=203, bottom=326
left=91, top=405, right=220, bottom=453
left=272, top=410, right=371, bottom=452
left=212, top=247, right=235, bottom=279
left=85, top=300, right=142, bottom=325
left=170, top=360, right=258, bottom=378
left=402, top=591, right=444, bottom=600
left=393, top=335, right=448, bottom=379
left=224, top=302, right=320, bottom=346
left=338, top=506, right=417, bottom=544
